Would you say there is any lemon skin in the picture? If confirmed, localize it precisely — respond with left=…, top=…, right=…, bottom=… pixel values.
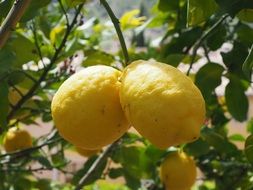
left=51, top=65, right=130, bottom=149
left=120, top=60, right=206, bottom=149
left=3, top=127, right=33, bottom=152
left=160, top=151, right=197, bottom=190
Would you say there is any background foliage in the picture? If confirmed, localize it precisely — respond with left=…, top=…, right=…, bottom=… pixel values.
left=0, top=0, right=253, bottom=189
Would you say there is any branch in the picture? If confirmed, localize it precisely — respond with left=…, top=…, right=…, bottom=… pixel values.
left=0, top=139, right=62, bottom=165
left=6, top=4, right=84, bottom=122
left=0, top=0, right=32, bottom=49
left=186, top=14, right=229, bottom=75
left=100, top=0, right=129, bottom=66
left=75, top=141, right=120, bottom=190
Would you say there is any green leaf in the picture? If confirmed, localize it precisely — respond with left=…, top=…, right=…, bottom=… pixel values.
left=206, top=25, right=226, bottom=51
left=242, top=44, right=253, bottom=81
left=0, top=81, right=9, bottom=128
left=228, top=134, right=246, bottom=142
left=82, top=50, right=115, bottom=67
left=225, top=78, right=248, bottom=122
left=35, top=156, right=52, bottom=168
left=237, top=24, right=253, bottom=47
left=201, top=127, right=237, bottom=154
left=6, top=33, right=37, bottom=67
left=237, top=9, right=253, bottom=22
left=0, top=0, right=14, bottom=21
left=158, top=0, right=179, bottom=12
left=215, top=0, right=253, bottom=16
left=108, top=168, right=124, bottom=179
left=20, top=0, right=51, bottom=22
left=112, top=146, right=154, bottom=179
left=195, top=62, right=224, bottom=99
left=247, top=118, right=253, bottom=134
left=0, top=48, right=15, bottom=75
left=221, top=42, right=249, bottom=78
left=163, top=54, right=185, bottom=67
left=72, top=156, right=107, bottom=185
left=245, top=135, right=253, bottom=164
left=184, top=138, right=210, bottom=157
left=188, top=0, right=218, bottom=26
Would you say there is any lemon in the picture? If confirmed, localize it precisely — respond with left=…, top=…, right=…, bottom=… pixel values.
left=76, top=146, right=100, bottom=157
left=160, top=151, right=196, bottom=190
left=51, top=65, right=129, bottom=149
left=3, top=127, right=33, bottom=152
left=120, top=60, right=205, bottom=149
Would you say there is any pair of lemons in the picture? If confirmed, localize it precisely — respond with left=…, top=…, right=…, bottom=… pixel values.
left=51, top=59, right=205, bottom=189
left=51, top=59, right=205, bottom=150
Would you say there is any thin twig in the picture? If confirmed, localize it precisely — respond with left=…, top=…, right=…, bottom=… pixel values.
left=58, top=0, right=70, bottom=28
left=0, top=0, right=32, bottom=49
left=186, top=14, right=229, bottom=75
left=75, top=141, right=119, bottom=190
left=100, top=0, right=129, bottom=66
left=31, top=22, right=45, bottom=67
left=6, top=4, right=84, bottom=122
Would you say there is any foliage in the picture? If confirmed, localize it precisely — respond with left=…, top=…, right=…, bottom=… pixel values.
left=0, top=0, right=253, bottom=189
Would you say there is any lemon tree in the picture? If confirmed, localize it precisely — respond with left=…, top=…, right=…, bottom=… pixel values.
left=0, top=0, right=253, bottom=189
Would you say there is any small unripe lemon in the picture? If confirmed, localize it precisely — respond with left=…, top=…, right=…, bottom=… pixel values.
left=160, top=151, right=197, bottom=190
left=3, top=127, right=33, bottom=152
left=51, top=65, right=129, bottom=149
left=120, top=60, right=205, bottom=149
left=76, top=146, right=100, bottom=157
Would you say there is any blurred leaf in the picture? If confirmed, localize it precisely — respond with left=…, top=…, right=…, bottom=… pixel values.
left=195, top=62, right=224, bottom=99
left=225, top=78, right=248, bottom=122
left=34, top=156, right=52, bottom=168
left=145, top=144, right=166, bottom=163
left=237, top=24, right=253, bottom=47
left=0, top=48, right=16, bottom=75
left=207, top=25, right=226, bottom=50
left=201, top=127, right=237, bottom=154
left=237, top=9, right=253, bottom=22
left=245, top=135, right=253, bottom=164
left=72, top=156, right=107, bottom=185
left=0, top=81, right=8, bottom=128
left=7, top=33, right=37, bottom=67
left=215, top=0, right=253, bottom=16
left=50, top=25, right=66, bottom=45
left=162, top=27, right=202, bottom=55
left=247, top=118, right=253, bottom=134
left=0, top=0, right=13, bottom=21
left=112, top=146, right=154, bottom=179
left=242, top=44, right=253, bottom=81
left=221, top=42, right=249, bottom=78
left=21, top=0, right=51, bottom=22
left=184, top=138, right=210, bottom=157
left=229, top=134, right=246, bottom=142
left=188, top=0, right=218, bottom=26
left=108, top=168, right=124, bottom=179
left=82, top=50, right=114, bottom=67
left=158, top=0, right=179, bottom=12
left=163, top=54, right=185, bottom=67
left=120, top=9, right=146, bottom=30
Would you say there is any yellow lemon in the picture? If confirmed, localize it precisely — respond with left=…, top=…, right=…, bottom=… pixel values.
left=3, top=127, right=33, bottom=152
left=76, top=146, right=100, bottom=157
left=160, top=151, right=197, bottom=190
left=51, top=65, right=129, bottom=149
left=120, top=60, right=205, bottom=149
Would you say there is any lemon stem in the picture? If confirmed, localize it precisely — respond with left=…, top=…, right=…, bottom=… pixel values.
left=100, top=0, right=130, bottom=66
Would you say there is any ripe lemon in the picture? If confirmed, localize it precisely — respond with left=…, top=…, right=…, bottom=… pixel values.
left=160, top=151, right=196, bottom=190
left=120, top=60, right=205, bottom=149
left=76, top=146, right=100, bottom=157
left=51, top=65, right=129, bottom=149
left=3, top=127, right=33, bottom=152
